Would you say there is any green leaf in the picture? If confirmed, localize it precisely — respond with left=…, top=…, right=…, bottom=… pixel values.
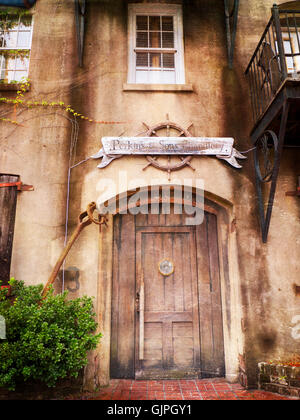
left=0, top=279, right=101, bottom=390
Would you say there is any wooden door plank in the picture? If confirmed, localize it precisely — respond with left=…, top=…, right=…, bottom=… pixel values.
left=206, top=213, right=225, bottom=376
left=145, top=312, right=193, bottom=322
left=162, top=321, right=173, bottom=368
left=147, top=213, right=160, bottom=226
left=164, top=233, right=175, bottom=312
left=142, top=232, right=164, bottom=312
left=136, top=228, right=165, bottom=373
left=189, top=229, right=201, bottom=367
left=173, top=232, right=184, bottom=312
left=181, top=232, right=193, bottom=312
left=135, top=213, right=148, bottom=226
left=136, top=226, right=192, bottom=233
left=110, top=218, right=120, bottom=377
left=196, top=214, right=215, bottom=377
left=139, top=278, right=145, bottom=360
left=110, top=214, right=136, bottom=378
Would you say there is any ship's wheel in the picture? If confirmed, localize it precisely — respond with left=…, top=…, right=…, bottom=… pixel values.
left=142, top=117, right=195, bottom=180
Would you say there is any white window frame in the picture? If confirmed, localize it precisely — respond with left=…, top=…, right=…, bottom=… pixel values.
left=0, top=14, right=34, bottom=83
left=282, top=32, right=300, bottom=73
left=127, top=3, right=185, bottom=85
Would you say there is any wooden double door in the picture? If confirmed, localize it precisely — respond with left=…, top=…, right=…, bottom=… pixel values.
left=110, top=210, right=225, bottom=379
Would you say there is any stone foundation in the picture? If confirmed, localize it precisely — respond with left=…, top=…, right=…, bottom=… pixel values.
left=258, top=362, right=300, bottom=398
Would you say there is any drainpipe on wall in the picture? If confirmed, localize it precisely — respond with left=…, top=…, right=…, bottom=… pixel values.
left=224, top=0, right=240, bottom=69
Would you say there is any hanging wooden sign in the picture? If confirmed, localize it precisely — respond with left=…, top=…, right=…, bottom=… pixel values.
left=91, top=136, right=246, bottom=169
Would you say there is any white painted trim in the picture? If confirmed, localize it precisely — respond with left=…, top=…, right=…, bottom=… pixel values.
left=127, top=3, right=186, bottom=85
left=0, top=14, right=34, bottom=82
left=123, top=83, right=193, bottom=92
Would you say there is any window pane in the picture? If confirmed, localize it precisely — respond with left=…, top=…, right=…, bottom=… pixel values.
left=149, top=16, right=160, bottom=31
left=5, top=16, right=19, bottom=31
left=131, top=8, right=184, bottom=85
left=162, top=16, right=173, bottom=31
left=148, top=70, right=163, bottom=84
left=150, top=53, right=161, bottom=68
left=283, top=41, right=294, bottom=71
left=17, top=31, right=31, bottom=48
left=136, top=52, right=148, bottom=68
left=0, top=55, right=5, bottom=79
left=6, top=71, right=15, bottom=83
left=150, top=31, right=161, bottom=48
left=6, top=57, right=16, bottom=71
left=136, top=31, right=148, bottom=47
left=0, top=15, right=32, bottom=82
left=14, top=70, right=27, bottom=82
left=136, top=16, right=148, bottom=31
left=163, top=53, right=175, bottom=68
left=3, top=31, right=17, bottom=48
left=136, top=70, right=149, bottom=83
left=15, top=56, right=29, bottom=70
left=162, top=32, right=174, bottom=48
left=160, top=70, right=176, bottom=84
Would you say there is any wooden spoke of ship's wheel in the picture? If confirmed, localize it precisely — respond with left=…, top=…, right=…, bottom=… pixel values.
left=142, top=120, right=195, bottom=180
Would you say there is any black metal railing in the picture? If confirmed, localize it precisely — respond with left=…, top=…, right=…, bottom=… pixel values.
left=245, top=5, right=300, bottom=123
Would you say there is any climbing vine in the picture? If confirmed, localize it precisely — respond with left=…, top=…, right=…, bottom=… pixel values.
left=0, top=78, right=124, bottom=126
left=0, top=50, right=30, bottom=59
left=0, top=9, right=123, bottom=127
left=0, top=7, right=31, bottom=23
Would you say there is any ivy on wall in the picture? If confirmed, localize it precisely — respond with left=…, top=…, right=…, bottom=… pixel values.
left=0, top=79, right=124, bottom=125
left=0, top=8, right=124, bottom=126
left=0, top=49, right=30, bottom=58
left=0, top=7, right=31, bottom=20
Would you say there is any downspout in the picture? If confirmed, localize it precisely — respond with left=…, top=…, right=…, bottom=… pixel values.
left=224, top=0, right=240, bottom=69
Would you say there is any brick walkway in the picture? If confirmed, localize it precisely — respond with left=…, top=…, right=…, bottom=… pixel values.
left=77, top=378, right=296, bottom=400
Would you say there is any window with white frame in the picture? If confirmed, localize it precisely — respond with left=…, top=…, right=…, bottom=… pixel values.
left=127, top=4, right=185, bottom=85
left=275, top=32, right=300, bottom=74
left=282, top=35, right=300, bottom=73
left=0, top=14, right=33, bottom=83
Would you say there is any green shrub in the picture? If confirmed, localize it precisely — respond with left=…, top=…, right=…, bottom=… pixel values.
left=0, top=278, right=101, bottom=391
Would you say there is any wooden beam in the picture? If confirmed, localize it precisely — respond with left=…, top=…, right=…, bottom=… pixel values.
left=0, top=174, right=20, bottom=285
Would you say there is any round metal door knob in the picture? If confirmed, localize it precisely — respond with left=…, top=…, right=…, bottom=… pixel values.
left=158, top=259, right=174, bottom=276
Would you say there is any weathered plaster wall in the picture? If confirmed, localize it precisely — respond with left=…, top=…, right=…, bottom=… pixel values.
left=0, top=0, right=299, bottom=390
left=69, top=0, right=300, bottom=388
left=235, top=0, right=300, bottom=385
left=0, top=0, right=77, bottom=284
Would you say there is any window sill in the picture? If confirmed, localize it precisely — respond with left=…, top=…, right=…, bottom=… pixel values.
left=123, top=83, right=194, bottom=92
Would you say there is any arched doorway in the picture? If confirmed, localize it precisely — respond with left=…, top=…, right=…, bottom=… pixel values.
left=109, top=187, right=226, bottom=380
left=278, top=1, right=300, bottom=10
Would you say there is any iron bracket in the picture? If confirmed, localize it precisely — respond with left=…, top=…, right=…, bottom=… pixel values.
left=0, top=181, right=34, bottom=191
left=253, top=101, right=290, bottom=243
